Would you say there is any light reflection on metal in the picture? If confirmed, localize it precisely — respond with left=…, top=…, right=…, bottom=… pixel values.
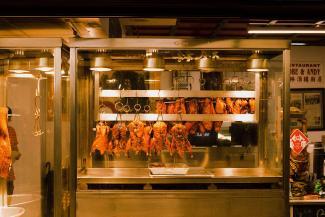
left=8, top=50, right=30, bottom=74
left=144, top=50, right=165, bottom=72
left=34, top=50, right=53, bottom=72
left=246, top=50, right=269, bottom=72
left=90, top=55, right=112, bottom=72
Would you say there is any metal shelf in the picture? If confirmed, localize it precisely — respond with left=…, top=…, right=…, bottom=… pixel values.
left=99, top=113, right=256, bottom=122
left=100, top=90, right=256, bottom=98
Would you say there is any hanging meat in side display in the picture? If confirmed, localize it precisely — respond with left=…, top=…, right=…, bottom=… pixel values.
left=126, top=120, right=147, bottom=154
left=91, top=122, right=110, bottom=155
left=150, top=121, right=170, bottom=155
left=110, top=122, right=128, bottom=156
left=185, top=99, right=199, bottom=135
left=169, top=123, right=192, bottom=158
left=215, top=97, right=227, bottom=132
left=0, top=107, right=12, bottom=179
left=199, top=98, right=215, bottom=134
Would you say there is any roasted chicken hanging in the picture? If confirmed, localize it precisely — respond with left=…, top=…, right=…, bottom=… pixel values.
left=199, top=98, right=215, bottom=134
left=225, top=97, right=234, bottom=114
left=215, top=97, right=227, bottom=132
left=0, top=107, right=12, bottom=179
left=174, top=98, right=187, bottom=114
left=150, top=121, right=170, bottom=155
left=249, top=98, right=256, bottom=114
left=91, top=122, right=110, bottom=155
left=185, top=99, right=199, bottom=135
left=167, top=102, right=176, bottom=114
left=110, top=122, right=128, bottom=156
left=169, top=123, right=192, bottom=158
left=126, top=120, right=147, bottom=154
left=155, top=100, right=167, bottom=114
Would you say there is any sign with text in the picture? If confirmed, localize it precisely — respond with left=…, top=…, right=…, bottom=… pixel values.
left=290, top=129, right=309, bottom=154
left=290, top=62, right=324, bottom=88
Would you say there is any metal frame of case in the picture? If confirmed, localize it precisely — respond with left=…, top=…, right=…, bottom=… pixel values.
left=0, top=38, right=64, bottom=217
left=68, top=38, right=291, bottom=217
left=0, top=38, right=291, bottom=217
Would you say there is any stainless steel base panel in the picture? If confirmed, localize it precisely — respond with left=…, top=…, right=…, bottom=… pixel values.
left=77, top=189, right=284, bottom=217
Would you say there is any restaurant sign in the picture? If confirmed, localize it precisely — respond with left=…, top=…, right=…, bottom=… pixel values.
left=290, top=62, right=324, bottom=88
left=290, top=129, right=309, bottom=155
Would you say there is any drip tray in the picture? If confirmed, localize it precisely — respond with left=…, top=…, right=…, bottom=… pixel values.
left=149, top=164, right=213, bottom=177
left=149, top=163, right=189, bottom=175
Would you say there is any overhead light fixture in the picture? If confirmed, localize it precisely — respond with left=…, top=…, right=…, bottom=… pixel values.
left=90, top=52, right=112, bottom=72
left=248, top=28, right=325, bottom=34
left=198, top=52, right=220, bottom=73
left=7, top=73, right=35, bottom=78
left=291, top=42, right=307, bottom=46
left=34, top=50, right=53, bottom=72
left=247, top=50, right=269, bottom=72
left=143, top=50, right=165, bottom=72
left=8, top=50, right=30, bottom=74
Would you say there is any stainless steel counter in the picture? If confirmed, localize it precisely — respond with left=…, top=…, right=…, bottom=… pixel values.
left=77, top=167, right=282, bottom=186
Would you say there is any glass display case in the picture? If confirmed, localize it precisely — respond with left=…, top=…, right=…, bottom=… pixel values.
left=70, top=39, right=291, bottom=217
left=0, top=38, right=69, bottom=217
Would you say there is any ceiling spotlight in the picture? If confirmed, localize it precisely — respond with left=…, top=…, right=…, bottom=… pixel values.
left=247, top=50, right=269, bottom=72
left=34, top=50, right=53, bottom=72
left=8, top=50, right=30, bottom=74
left=198, top=52, right=220, bottom=73
left=90, top=52, right=112, bottom=72
left=143, top=50, right=165, bottom=72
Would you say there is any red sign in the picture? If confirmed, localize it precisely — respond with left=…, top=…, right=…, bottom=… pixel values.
left=290, top=129, right=309, bottom=154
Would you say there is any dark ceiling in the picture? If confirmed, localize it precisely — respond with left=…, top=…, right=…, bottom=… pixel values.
left=1, top=17, right=325, bottom=46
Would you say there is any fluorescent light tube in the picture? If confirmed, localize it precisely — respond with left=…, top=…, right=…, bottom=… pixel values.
left=248, top=29, right=325, bottom=34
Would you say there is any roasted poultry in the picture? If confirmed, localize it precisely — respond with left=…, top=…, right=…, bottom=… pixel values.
left=174, top=98, right=187, bottom=114
left=91, top=122, right=110, bottom=155
left=110, top=122, right=128, bottom=156
left=233, top=99, right=242, bottom=114
left=240, top=99, right=249, bottom=114
left=185, top=99, right=199, bottom=135
left=249, top=98, right=256, bottom=114
left=225, top=97, right=234, bottom=114
left=155, top=100, right=167, bottom=114
left=169, top=123, right=192, bottom=158
left=144, top=125, right=152, bottom=154
left=215, top=97, right=227, bottom=132
left=0, top=107, right=12, bottom=179
left=199, top=98, right=215, bottom=133
left=150, top=121, right=170, bottom=155
left=167, top=102, right=176, bottom=114
left=126, top=120, right=147, bottom=154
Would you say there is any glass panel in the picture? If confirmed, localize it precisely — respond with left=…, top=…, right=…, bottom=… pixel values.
left=76, top=48, right=284, bottom=178
left=0, top=49, right=54, bottom=217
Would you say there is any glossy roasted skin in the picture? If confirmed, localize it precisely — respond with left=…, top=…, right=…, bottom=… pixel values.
left=174, top=98, right=186, bottom=114
left=249, top=98, right=256, bottom=113
left=150, top=121, right=170, bottom=155
left=126, top=120, right=146, bottom=154
left=110, top=122, right=127, bottom=156
left=91, top=122, right=110, bottom=155
left=199, top=98, right=215, bottom=133
left=225, top=97, right=234, bottom=114
left=185, top=99, right=199, bottom=135
left=167, top=102, right=176, bottom=114
left=215, top=97, right=226, bottom=132
left=233, top=99, right=242, bottom=114
left=0, top=107, right=11, bottom=179
left=169, top=123, right=192, bottom=158
left=155, top=100, right=167, bottom=114
left=240, top=99, right=249, bottom=114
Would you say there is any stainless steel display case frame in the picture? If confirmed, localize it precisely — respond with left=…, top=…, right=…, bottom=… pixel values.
left=68, top=38, right=291, bottom=217
left=0, top=38, right=64, bottom=217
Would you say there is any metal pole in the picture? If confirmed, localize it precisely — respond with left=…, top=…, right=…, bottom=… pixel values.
left=69, top=48, right=77, bottom=217
left=53, top=47, right=62, bottom=217
left=282, top=49, right=291, bottom=217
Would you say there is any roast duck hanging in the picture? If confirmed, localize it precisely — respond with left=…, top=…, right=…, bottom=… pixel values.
left=150, top=121, right=170, bottom=155
left=0, top=107, right=12, bottom=179
left=169, top=123, right=192, bottom=158
left=110, top=122, right=128, bottom=156
left=91, top=121, right=111, bottom=155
